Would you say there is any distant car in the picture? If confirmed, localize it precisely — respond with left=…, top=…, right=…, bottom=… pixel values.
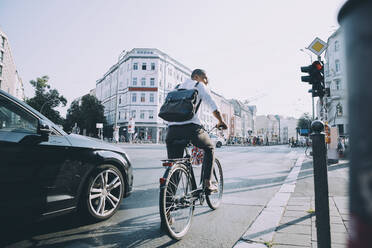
left=209, top=133, right=226, bottom=148
left=0, top=89, right=133, bottom=223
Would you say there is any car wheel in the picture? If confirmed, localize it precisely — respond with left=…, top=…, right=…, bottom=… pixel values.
left=216, top=141, right=222, bottom=148
left=81, top=164, right=124, bottom=222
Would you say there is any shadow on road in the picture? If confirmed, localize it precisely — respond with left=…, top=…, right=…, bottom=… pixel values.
left=1, top=210, right=179, bottom=248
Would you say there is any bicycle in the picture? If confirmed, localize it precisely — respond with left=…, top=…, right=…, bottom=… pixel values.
left=158, top=127, right=224, bottom=240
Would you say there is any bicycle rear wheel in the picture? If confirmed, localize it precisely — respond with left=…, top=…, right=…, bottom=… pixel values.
left=206, top=158, right=223, bottom=210
left=159, top=163, right=194, bottom=240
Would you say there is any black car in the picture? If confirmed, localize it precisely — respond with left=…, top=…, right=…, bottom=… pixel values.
left=0, top=89, right=133, bottom=223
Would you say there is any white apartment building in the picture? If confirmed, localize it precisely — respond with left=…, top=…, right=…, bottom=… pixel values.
left=256, top=115, right=280, bottom=144
left=96, top=48, right=191, bottom=143
left=0, top=28, right=24, bottom=100
left=324, top=28, right=348, bottom=136
left=229, top=99, right=256, bottom=139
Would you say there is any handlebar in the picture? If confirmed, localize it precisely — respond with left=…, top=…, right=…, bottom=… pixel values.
left=205, top=124, right=227, bottom=134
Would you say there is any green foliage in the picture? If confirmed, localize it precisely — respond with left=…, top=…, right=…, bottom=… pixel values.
left=64, top=94, right=106, bottom=136
left=297, top=113, right=312, bottom=130
left=25, top=76, right=67, bottom=125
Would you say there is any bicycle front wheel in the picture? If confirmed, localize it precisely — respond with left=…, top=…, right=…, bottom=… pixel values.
left=206, top=158, right=223, bottom=210
left=159, top=163, right=194, bottom=240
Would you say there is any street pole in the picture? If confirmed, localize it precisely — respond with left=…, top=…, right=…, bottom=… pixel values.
left=312, top=97, right=315, bottom=120
left=338, top=1, right=372, bottom=246
left=311, top=120, right=331, bottom=248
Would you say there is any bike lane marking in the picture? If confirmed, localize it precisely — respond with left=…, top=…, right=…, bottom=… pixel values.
left=233, top=154, right=305, bottom=247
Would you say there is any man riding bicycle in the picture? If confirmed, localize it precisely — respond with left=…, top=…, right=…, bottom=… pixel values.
left=165, top=69, right=227, bottom=193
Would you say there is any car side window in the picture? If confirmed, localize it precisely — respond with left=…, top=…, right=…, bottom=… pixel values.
left=0, top=96, right=38, bottom=134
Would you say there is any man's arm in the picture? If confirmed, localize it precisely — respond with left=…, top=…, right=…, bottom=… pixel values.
left=213, top=110, right=227, bottom=129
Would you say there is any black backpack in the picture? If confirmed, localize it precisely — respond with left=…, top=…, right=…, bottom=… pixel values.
left=158, top=82, right=202, bottom=122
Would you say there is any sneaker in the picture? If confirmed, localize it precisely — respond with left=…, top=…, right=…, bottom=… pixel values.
left=205, top=182, right=218, bottom=195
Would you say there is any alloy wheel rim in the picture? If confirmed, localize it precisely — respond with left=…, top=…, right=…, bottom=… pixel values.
left=89, top=169, right=123, bottom=217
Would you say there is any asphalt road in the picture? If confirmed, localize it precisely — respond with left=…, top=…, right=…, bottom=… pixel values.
left=3, top=145, right=303, bottom=248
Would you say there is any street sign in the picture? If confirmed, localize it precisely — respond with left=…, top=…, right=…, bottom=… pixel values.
left=96, top=123, right=103, bottom=128
left=307, top=37, right=327, bottom=56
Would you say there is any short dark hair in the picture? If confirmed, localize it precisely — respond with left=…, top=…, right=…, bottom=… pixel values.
left=191, top=69, right=206, bottom=79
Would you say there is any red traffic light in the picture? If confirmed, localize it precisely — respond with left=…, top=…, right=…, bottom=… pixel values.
left=312, top=61, right=323, bottom=71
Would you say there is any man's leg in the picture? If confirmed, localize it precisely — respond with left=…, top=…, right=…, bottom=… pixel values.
left=190, top=125, right=216, bottom=191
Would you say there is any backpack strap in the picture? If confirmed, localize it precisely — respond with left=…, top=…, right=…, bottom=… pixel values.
left=194, top=82, right=202, bottom=113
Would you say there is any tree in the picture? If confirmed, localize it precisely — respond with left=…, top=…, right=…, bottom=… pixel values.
left=297, top=113, right=312, bottom=130
left=64, top=94, right=106, bottom=136
left=26, top=76, right=67, bottom=125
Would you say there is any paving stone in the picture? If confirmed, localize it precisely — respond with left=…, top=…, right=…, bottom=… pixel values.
left=331, top=232, right=348, bottom=245
left=341, top=214, right=350, bottom=221
left=330, top=216, right=344, bottom=224
left=331, top=223, right=347, bottom=233
left=276, top=224, right=311, bottom=235
left=273, top=245, right=303, bottom=248
left=273, top=233, right=311, bottom=247
left=280, top=216, right=311, bottom=226
left=287, top=201, right=308, bottom=206
left=283, top=210, right=308, bottom=217
left=286, top=205, right=311, bottom=211
left=233, top=240, right=267, bottom=248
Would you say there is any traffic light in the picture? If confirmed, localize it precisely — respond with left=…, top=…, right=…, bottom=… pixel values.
left=300, top=61, right=325, bottom=97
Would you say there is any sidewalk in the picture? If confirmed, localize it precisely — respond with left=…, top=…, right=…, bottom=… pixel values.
left=234, top=157, right=350, bottom=248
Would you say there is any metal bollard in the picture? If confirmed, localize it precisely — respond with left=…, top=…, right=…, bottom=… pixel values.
left=311, top=120, right=331, bottom=248
left=338, top=1, right=372, bottom=247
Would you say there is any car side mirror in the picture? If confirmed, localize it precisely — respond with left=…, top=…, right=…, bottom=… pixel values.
left=38, top=120, right=52, bottom=140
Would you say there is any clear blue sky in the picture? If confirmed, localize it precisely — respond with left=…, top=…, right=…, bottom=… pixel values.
left=0, top=0, right=346, bottom=118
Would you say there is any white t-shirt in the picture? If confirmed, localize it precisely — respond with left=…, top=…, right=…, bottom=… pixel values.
left=168, top=79, right=218, bottom=126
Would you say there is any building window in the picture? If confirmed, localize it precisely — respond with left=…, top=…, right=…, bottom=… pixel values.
left=336, top=103, right=343, bottom=116
left=149, top=110, right=154, bottom=119
left=0, top=80, right=2, bottom=89
left=338, top=124, right=344, bottom=135
left=141, top=77, right=146, bottom=86
left=140, top=110, right=145, bottom=119
left=142, top=63, right=147, bottom=70
left=119, top=112, right=121, bottom=120
left=335, top=40, right=340, bottom=52
left=335, top=59, right=340, bottom=72
left=325, top=63, right=329, bottom=77
left=0, top=65, right=2, bottom=77
left=1, top=36, right=5, bottom=48
left=133, top=62, right=138, bottom=70
left=0, top=51, right=3, bottom=62
left=335, top=80, right=341, bottom=90
left=132, top=93, right=137, bottom=102
left=150, top=93, right=154, bottom=102
left=119, top=96, right=121, bottom=104
left=159, top=80, right=162, bottom=87
left=132, top=77, right=137, bottom=86
left=150, top=78, right=155, bottom=86
left=131, top=110, right=136, bottom=118
left=141, top=93, right=145, bottom=102
left=151, top=63, right=155, bottom=70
